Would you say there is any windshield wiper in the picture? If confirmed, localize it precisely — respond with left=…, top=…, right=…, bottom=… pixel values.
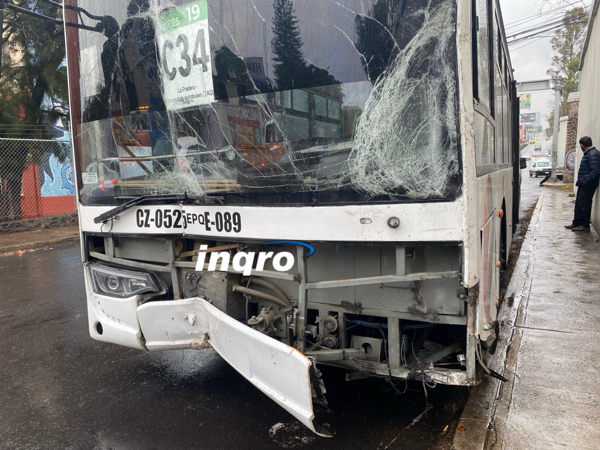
left=94, top=193, right=223, bottom=224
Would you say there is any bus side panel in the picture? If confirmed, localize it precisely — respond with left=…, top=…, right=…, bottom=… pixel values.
left=475, top=169, right=512, bottom=343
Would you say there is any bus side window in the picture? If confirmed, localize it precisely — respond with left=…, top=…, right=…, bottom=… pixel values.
left=495, top=76, right=503, bottom=163
left=475, top=113, right=494, bottom=166
left=474, top=0, right=492, bottom=112
left=503, top=53, right=512, bottom=164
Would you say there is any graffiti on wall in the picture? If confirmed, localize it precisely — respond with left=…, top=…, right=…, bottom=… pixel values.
left=565, top=150, right=576, bottom=172
left=39, top=152, right=75, bottom=197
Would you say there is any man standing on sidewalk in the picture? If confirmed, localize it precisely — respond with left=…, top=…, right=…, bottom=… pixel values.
left=565, top=136, right=600, bottom=231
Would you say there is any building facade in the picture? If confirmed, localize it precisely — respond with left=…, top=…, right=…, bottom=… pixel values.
left=577, top=0, right=600, bottom=230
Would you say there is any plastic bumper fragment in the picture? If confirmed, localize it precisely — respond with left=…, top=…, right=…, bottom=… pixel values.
left=137, top=298, right=331, bottom=437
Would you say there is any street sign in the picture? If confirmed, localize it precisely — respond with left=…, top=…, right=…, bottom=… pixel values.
left=518, top=93, right=531, bottom=110
left=516, top=79, right=552, bottom=92
left=157, top=0, right=214, bottom=110
left=520, top=112, right=536, bottom=123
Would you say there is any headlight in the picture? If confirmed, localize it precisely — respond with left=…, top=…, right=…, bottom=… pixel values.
left=225, top=145, right=237, bottom=161
left=90, top=264, right=163, bottom=298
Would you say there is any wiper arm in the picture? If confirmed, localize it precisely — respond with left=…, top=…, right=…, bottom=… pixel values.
left=94, top=193, right=223, bottom=224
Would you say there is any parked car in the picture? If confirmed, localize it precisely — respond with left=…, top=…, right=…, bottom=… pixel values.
left=530, top=159, right=552, bottom=177
left=522, top=152, right=531, bottom=160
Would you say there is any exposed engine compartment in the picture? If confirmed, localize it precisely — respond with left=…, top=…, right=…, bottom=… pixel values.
left=85, top=234, right=475, bottom=386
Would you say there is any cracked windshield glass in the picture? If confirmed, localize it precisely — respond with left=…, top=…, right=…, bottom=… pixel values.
left=71, top=0, right=461, bottom=206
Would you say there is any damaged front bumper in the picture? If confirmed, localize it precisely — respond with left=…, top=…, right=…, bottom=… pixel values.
left=138, top=297, right=332, bottom=436
left=86, top=269, right=331, bottom=437
left=84, top=245, right=479, bottom=436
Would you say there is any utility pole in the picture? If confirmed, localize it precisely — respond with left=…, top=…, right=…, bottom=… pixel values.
left=515, top=77, right=564, bottom=182
left=549, top=76, right=563, bottom=182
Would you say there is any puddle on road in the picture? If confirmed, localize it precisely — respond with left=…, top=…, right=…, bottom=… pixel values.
left=269, top=421, right=320, bottom=448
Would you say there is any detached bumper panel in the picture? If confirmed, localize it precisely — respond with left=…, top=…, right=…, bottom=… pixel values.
left=137, top=298, right=330, bottom=437
left=84, top=264, right=145, bottom=350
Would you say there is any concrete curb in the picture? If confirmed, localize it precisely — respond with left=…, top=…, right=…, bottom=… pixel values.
left=542, top=182, right=573, bottom=191
left=452, top=193, right=544, bottom=450
left=0, top=234, right=80, bottom=255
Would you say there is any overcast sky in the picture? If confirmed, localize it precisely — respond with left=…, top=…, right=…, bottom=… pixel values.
left=499, top=0, right=592, bottom=126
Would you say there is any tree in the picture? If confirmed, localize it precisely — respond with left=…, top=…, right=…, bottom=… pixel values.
left=0, top=1, right=68, bottom=220
left=1, top=1, right=68, bottom=126
left=355, top=0, right=403, bottom=82
left=545, top=7, right=588, bottom=130
left=271, top=0, right=306, bottom=91
left=271, top=0, right=341, bottom=97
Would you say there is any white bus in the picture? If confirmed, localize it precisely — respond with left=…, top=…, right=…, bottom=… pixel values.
left=64, top=0, right=519, bottom=436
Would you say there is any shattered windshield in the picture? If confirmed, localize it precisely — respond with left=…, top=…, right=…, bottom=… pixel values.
left=69, top=0, right=460, bottom=206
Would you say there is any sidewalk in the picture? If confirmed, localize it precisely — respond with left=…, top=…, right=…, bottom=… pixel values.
left=454, top=188, right=600, bottom=449
left=0, top=226, right=79, bottom=254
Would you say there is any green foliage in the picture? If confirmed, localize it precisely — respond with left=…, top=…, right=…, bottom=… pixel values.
left=545, top=7, right=588, bottom=130
left=271, top=0, right=342, bottom=98
left=271, top=0, right=305, bottom=91
left=0, top=1, right=68, bottom=220
left=1, top=0, right=67, bottom=131
left=355, top=0, right=402, bottom=82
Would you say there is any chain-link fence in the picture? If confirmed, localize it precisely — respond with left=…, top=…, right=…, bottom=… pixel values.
left=0, top=138, right=75, bottom=223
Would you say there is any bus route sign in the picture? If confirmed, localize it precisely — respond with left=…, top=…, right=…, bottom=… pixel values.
left=157, top=0, right=214, bottom=110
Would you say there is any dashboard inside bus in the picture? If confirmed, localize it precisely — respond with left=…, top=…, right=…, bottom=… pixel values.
left=69, top=0, right=462, bottom=206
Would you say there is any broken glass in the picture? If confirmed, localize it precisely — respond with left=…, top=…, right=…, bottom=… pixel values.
left=69, top=0, right=461, bottom=206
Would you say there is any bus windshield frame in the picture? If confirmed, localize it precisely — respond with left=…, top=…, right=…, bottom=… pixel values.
left=68, top=0, right=462, bottom=207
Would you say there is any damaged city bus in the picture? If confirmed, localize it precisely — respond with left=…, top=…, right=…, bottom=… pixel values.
left=64, top=0, right=520, bottom=436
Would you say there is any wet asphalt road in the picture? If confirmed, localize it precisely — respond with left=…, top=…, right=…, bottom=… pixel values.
left=0, top=168, right=543, bottom=450
left=0, top=241, right=464, bottom=450
left=519, top=144, right=544, bottom=217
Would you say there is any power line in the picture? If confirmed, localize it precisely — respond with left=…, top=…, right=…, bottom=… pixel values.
left=505, top=6, right=590, bottom=49
left=512, top=34, right=583, bottom=38
left=508, top=22, right=587, bottom=45
left=505, top=3, right=588, bottom=29
left=507, top=12, right=588, bottom=39
left=509, top=36, right=550, bottom=52
left=508, top=13, right=589, bottom=37
left=507, top=14, right=588, bottom=45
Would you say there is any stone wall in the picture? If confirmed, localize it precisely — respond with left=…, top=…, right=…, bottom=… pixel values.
left=566, top=92, right=580, bottom=156
left=577, top=0, right=600, bottom=230
left=558, top=93, right=580, bottom=184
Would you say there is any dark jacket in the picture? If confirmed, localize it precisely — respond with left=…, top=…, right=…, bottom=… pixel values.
left=576, top=147, right=600, bottom=187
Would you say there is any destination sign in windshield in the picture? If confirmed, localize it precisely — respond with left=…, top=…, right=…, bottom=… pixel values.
left=157, top=0, right=214, bottom=109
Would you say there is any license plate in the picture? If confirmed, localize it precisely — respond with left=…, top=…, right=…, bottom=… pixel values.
left=135, top=208, right=241, bottom=233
